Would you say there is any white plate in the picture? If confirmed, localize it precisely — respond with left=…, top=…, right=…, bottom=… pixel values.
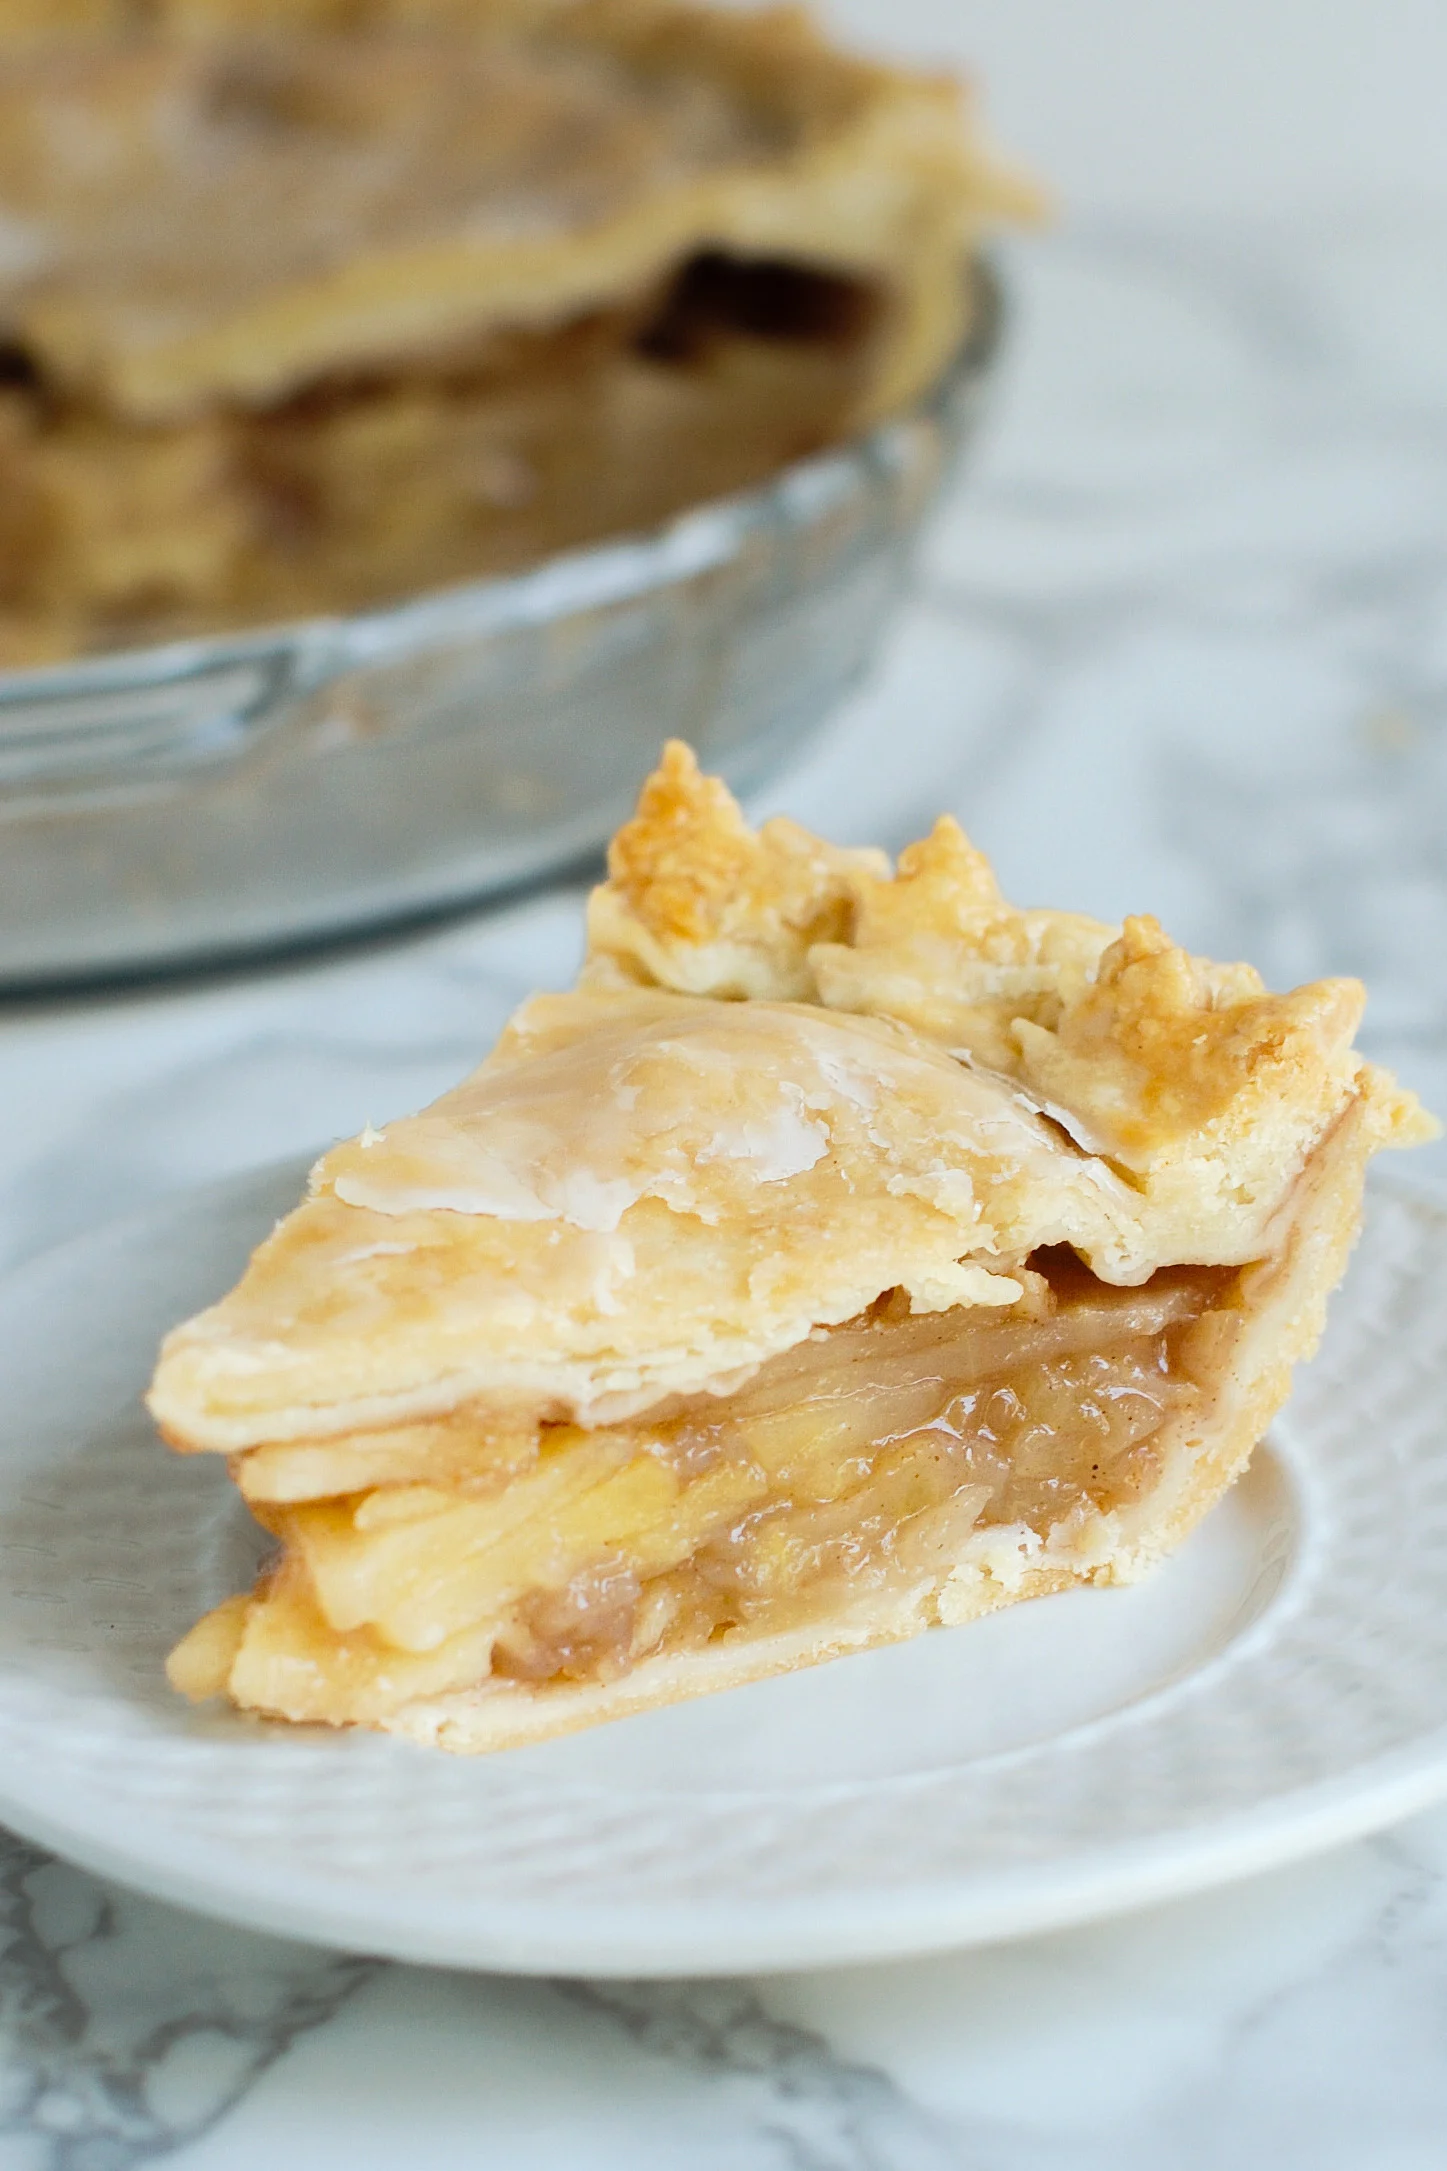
left=1, top=1164, right=1446, bottom=1978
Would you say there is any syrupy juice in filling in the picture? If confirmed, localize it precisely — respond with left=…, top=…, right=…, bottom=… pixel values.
left=175, top=1254, right=1233, bottom=1723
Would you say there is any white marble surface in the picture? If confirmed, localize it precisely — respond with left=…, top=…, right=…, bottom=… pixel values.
left=818, top=0, right=1447, bottom=224
left=3, top=215, right=1447, bottom=2166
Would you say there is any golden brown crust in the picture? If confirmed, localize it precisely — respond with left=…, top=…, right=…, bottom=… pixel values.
left=590, top=744, right=1436, bottom=1246
left=1011, top=914, right=1359, bottom=1155
left=812, top=809, right=1116, bottom=1068
left=586, top=739, right=888, bottom=998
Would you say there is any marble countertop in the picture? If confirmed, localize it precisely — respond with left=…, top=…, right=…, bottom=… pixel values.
left=3, top=213, right=1447, bottom=2167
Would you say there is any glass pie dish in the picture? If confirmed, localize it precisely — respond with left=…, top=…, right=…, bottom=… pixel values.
left=0, top=266, right=999, bottom=988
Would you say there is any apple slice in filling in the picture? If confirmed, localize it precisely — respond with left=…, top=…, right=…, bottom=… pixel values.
left=170, top=1254, right=1227, bottom=1727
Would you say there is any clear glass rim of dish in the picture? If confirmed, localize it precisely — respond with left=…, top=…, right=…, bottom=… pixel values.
left=0, top=259, right=1003, bottom=724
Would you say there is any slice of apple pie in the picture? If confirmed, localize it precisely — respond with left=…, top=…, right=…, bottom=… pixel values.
left=151, top=744, right=1436, bottom=1751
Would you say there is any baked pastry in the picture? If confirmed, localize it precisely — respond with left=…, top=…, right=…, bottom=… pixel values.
left=0, top=0, right=1030, bottom=664
left=152, top=743, right=1435, bottom=1751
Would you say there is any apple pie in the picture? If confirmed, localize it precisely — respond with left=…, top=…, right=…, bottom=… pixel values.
left=0, top=0, right=1030, bottom=665
left=151, top=743, right=1436, bottom=1751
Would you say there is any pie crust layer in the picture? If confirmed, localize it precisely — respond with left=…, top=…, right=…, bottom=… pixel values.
left=0, top=0, right=1030, bottom=662
left=151, top=744, right=1436, bottom=1752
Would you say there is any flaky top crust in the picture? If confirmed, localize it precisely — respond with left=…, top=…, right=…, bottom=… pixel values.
left=148, top=743, right=1434, bottom=1457
left=591, top=742, right=1431, bottom=1214
left=0, top=0, right=1032, bottom=422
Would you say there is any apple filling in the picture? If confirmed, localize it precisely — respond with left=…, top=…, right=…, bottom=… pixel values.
left=3, top=251, right=893, bottom=663
left=170, top=1252, right=1234, bottom=1726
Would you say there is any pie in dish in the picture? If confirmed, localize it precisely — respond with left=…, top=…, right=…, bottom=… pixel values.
left=151, top=744, right=1436, bottom=1750
left=0, top=0, right=1030, bottom=665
